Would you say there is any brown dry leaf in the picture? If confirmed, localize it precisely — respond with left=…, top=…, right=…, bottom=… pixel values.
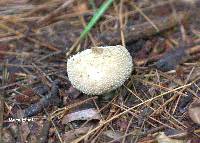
left=62, top=108, right=101, bottom=124
left=101, top=130, right=124, bottom=142
left=188, top=99, right=200, bottom=124
left=62, top=126, right=91, bottom=142
left=156, top=132, right=187, bottom=143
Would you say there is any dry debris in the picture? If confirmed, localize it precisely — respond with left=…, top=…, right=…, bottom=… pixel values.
left=0, top=0, right=200, bottom=143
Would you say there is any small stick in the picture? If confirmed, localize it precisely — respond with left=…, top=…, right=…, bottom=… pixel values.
left=23, top=80, right=61, bottom=117
left=0, top=63, right=8, bottom=142
left=37, top=0, right=75, bottom=26
left=99, top=12, right=190, bottom=45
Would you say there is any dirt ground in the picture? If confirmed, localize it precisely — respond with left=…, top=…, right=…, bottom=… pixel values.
left=0, top=0, right=200, bottom=143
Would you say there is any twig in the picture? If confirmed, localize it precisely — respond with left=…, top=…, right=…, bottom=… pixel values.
left=99, top=12, right=190, bottom=45
left=72, top=83, right=191, bottom=143
left=0, top=63, right=8, bottom=142
left=23, top=80, right=61, bottom=117
left=118, top=0, right=125, bottom=46
left=0, top=92, right=4, bottom=142
left=0, top=50, right=32, bottom=57
left=0, top=63, right=65, bottom=69
left=37, top=0, right=75, bottom=26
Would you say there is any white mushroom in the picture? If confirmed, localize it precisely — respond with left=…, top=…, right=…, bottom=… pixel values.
left=67, top=45, right=133, bottom=95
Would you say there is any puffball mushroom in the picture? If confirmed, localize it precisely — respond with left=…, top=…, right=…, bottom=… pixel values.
left=67, top=45, right=133, bottom=95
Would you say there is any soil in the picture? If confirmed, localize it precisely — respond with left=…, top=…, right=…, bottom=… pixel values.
left=0, top=0, right=200, bottom=142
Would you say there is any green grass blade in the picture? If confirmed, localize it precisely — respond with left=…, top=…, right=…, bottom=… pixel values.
left=80, top=0, right=114, bottom=40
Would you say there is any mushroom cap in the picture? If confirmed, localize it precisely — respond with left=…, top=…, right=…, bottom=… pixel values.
left=67, top=45, right=133, bottom=95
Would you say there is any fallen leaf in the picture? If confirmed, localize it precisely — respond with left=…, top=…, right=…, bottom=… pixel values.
left=188, top=99, right=200, bottom=124
left=155, top=132, right=187, bottom=143
left=101, top=130, right=124, bottom=142
left=164, top=129, right=188, bottom=140
left=62, top=127, right=91, bottom=142
left=153, top=47, right=187, bottom=71
left=62, top=108, right=100, bottom=124
left=187, top=138, right=200, bottom=143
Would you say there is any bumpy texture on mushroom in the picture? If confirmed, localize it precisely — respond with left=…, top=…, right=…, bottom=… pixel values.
left=67, top=45, right=133, bottom=95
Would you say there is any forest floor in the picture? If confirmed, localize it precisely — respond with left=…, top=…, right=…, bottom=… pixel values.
left=0, top=0, right=200, bottom=143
